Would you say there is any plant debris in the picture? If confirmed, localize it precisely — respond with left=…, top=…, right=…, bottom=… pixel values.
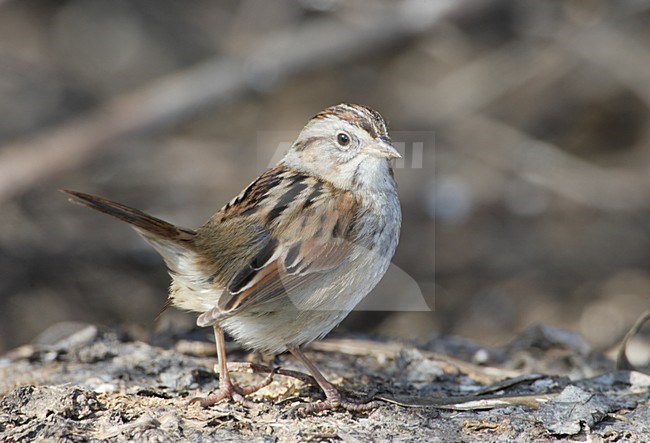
left=0, top=323, right=648, bottom=441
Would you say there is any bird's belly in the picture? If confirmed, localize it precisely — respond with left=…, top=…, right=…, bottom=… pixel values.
left=220, top=308, right=347, bottom=354
left=220, top=252, right=392, bottom=354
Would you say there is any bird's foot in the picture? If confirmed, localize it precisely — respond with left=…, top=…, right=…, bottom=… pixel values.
left=288, top=386, right=380, bottom=415
left=189, top=370, right=275, bottom=408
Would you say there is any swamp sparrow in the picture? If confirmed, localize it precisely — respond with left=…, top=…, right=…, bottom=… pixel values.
left=64, top=103, right=401, bottom=413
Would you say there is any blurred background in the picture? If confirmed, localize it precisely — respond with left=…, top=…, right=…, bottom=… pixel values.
left=1, top=0, right=649, bottom=362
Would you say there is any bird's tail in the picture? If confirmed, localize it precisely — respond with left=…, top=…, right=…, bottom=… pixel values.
left=62, top=190, right=197, bottom=270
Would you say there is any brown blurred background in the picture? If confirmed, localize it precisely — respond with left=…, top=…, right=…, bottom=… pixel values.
left=1, top=0, right=649, bottom=359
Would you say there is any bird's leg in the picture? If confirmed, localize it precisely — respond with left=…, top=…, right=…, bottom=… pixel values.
left=227, top=361, right=318, bottom=388
left=190, top=325, right=274, bottom=408
left=287, top=345, right=380, bottom=413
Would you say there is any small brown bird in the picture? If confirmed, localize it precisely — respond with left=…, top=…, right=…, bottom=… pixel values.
left=63, top=103, right=401, bottom=413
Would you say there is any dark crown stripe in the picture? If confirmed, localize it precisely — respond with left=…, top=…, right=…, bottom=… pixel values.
left=312, top=104, right=388, bottom=139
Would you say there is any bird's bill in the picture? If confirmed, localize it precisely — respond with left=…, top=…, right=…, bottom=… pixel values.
left=366, top=140, right=401, bottom=160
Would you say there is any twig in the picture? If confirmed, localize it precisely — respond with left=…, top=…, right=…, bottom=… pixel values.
left=446, top=115, right=650, bottom=211
left=554, top=23, right=650, bottom=108
left=377, top=392, right=557, bottom=410
left=616, top=310, right=650, bottom=371
left=311, top=338, right=522, bottom=384
left=423, top=39, right=576, bottom=124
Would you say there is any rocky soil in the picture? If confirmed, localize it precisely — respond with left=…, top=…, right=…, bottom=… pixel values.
left=1, top=322, right=648, bottom=442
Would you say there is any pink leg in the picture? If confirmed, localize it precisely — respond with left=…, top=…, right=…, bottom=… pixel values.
left=190, top=325, right=274, bottom=408
left=288, top=345, right=379, bottom=414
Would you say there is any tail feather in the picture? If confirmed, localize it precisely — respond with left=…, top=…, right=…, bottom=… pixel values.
left=62, top=189, right=197, bottom=270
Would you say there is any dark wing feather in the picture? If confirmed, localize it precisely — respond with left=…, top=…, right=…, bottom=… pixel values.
left=217, top=235, right=353, bottom=313
left=195, top=167, right=361, bottom=327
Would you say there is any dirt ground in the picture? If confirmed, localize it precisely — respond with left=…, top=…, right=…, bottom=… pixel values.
left=1, top=321, right=648, bottom=442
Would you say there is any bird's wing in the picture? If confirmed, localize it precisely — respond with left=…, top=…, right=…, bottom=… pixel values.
left=194, top=165, right=363, bottom=327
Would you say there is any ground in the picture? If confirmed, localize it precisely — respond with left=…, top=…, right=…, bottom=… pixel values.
left=1, top=322, right=648, bottom=442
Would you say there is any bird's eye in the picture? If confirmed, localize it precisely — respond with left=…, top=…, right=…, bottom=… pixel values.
left=337, top=132, right=350, bottom=147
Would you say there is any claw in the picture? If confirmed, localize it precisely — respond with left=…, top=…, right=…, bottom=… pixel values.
left=189, top=365, right=276, bottom=408
left=233, top=368, right=275, bottom=396
left=285, top=346, right=381, bottom=415
left=190, top=325, right=278, bottom=409
left=292, top=389, right=380, bottom=415
left=189, top=380, right=258, bottom=408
